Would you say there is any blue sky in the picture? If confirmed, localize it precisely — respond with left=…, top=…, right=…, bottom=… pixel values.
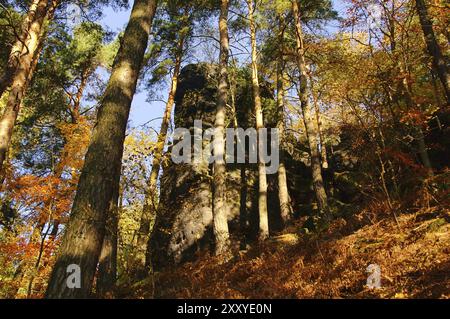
left=98, top=0, right=349, bottom=132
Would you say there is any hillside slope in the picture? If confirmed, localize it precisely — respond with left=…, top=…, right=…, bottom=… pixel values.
left=147, top=203, right=449, bottom=299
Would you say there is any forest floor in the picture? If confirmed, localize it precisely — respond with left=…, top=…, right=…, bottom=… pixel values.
left=130, top=196, right=449, bottom=299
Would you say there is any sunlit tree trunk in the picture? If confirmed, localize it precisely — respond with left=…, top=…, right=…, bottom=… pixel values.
left=228, top=60, right=239, bottom=129
left=415, top=0, right=450, bottom=104
left=0, top=40, right=43, bottom=189
left=212, top=0, right=232, bottom=258
left=292, top=0, right=329, bottom=218
left=0, top=0, right=46, bottom=96
left=0, top=0, right=59, bottom=174
left=134, top=35, right=185, bottom=280
left=247, top=0, right=269, bottom=240
left=311, top=82, right=328, bottom=169
left=276, top=14, right=292, bottom=226
left=67, top=66, right=92, bottom=124
left=45, top=0, right=158, bottom=298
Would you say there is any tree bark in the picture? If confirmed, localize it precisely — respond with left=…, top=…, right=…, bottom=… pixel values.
left=0, top=38, right=42, bottom=189
left=135, top=35, right=185, bottom=280
left=276, top=13, right=292, bottom=226
left=311, top=82, right=328, bottom=169
left=212, top=0, right=232, bottom=258
left=415, top=0, right=450, bottom=104
left=0, top=0, right=47, bottom=97
left=247, top=0, right=269, bottom=240
left=292, top=0, right=329, bottom=218
left=45, top=0, right=158, bottom=298
left=0, top=0, right=58, bottom=174
left=96, top=197, right=118, bottom=298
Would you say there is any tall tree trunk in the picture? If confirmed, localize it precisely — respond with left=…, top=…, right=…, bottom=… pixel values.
left=0, top=0, right=46, bottom=96
left=0, top=0, right=58, bottom=174
left=136, top=35, right=185, bottom=280
left=228, top=64, right=250, bottom=246
left=212, top=0, right=231, bottom=258
left=96, top=197, right=118, bottom=298
left=67, top=66, right=92, bottom=124
left=415, top=0, right=450, bottom=104
left=0, top=31, right=47, bottom=190
left=45, top=0, right=158, bottom=298
left=247, top=0, right=269, bottom=240
left=311, top=82, right=328, bottom=169
left=276, top=14, right=292, bottom=226
left=292, top=0, right=329, bottom=218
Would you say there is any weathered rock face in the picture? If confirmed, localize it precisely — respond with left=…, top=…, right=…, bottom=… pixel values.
left=149, top=64, right=254, bottom=269
left=150, top=162, right=214, bottom=267
left=149, top=63, right=323, bottom=269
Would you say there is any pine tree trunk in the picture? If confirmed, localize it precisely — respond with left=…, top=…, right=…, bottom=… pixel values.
left=68, top=66, right=91, bottom=123
left=415, top=0, right=450, bottom=104
left=0, top=40, right=44, bottom=188
left=292, top=0, right=329, bottom=218
left=311, top=83, right=328, bottom=169
left=247, top=0, right=269, bottom=240
left=0, top=0, right=47, bottom=97
left=96, top=199, right=118, bottom=298
left=135, top=35, right=184, bottom=280
left=45, top=0, right=157, bottom=298
left=212, top=0, right=232, bottom=258
left=0, top=0, right=57, bottom=173
left=276, top=14, right=292, bottom=225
